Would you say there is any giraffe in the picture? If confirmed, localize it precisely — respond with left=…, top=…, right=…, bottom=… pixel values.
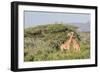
left=60, top=32, right=74, bottom=52
left=71, top=35, right=80, bottom=52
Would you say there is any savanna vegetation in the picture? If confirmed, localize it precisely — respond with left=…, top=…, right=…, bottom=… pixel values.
left=24, top=23, right=90, bottom=61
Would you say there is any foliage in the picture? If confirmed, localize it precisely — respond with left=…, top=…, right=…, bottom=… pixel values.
left=24, top=23, right=90, bottom=61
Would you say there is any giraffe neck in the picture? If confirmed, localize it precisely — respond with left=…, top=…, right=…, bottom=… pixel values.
left=65, top=34, right=73, bottom=44
left=72, top=38, right=78, bottom=44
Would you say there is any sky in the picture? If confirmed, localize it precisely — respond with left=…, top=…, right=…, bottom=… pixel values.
left=24, top=11, right=90, bottom=31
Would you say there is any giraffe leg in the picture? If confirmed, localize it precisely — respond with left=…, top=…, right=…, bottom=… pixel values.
left=75, top=46, right=80, bottom=52
left=60, top=45, right=64, bottom=52
left=66, top=44, right=70, bottom=51
left=75, top=43, right=80, bottom=52
left=77, top=46, right=80, bottom=52
left=61, top=48, right=64, bottom=52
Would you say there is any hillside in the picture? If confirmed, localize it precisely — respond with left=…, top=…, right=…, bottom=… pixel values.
left=24, top=23, right=90, bottom=61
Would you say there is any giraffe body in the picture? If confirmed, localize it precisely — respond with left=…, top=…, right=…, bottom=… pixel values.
left=60, top=42, right=70, bottom=51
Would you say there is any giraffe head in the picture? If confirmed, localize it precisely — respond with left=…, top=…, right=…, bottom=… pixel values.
left=67, top=32, right=74, bottom=37
left=70, top=32, right=74, bottom=36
